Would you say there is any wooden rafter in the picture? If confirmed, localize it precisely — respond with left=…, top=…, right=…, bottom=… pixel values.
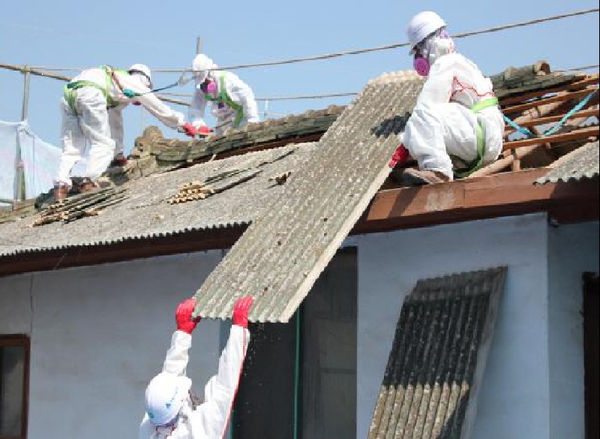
left=503, top=126, right=599, bottom=150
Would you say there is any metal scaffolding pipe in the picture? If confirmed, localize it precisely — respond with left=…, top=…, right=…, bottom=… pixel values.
left=21, top=68, right=31, bottom=121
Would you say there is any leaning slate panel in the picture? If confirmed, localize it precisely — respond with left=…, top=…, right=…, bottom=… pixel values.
left=368, top=267, right=507, bottom=439
left=193, top=71, right=424, bottom=322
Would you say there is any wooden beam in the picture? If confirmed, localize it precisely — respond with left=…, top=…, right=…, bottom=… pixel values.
left=503, top=88, right=598, bottom=116
left=469, top=145, right=541, bottom=178
left=354, top=169, right=598, bottom=234
left=500, top=75, right=599, bottom=107
left=504, top=108, right=600, bottom=134
left=503, top=126, right=599, bottom=150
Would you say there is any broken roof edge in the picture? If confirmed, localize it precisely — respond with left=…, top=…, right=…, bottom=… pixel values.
left=536, top=141, right=599, bottom=185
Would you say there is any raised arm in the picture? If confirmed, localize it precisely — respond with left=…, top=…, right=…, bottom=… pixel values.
left=188, top=296, right=253, bottom=438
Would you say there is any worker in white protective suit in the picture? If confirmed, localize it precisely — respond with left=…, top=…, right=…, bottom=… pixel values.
left=139, top=295, right=253, bottom=439
left=54, top=64, right=198, bottom=200
left=390, top=11, right=505, bottom=185
left=188, top=54, right=260, bottom=137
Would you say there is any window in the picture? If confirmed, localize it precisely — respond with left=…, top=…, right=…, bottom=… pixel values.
left=0, top=336, right=29, bottom=439
left=584, top=273, right=599, bottom=439
left=233, top=248, right=358, bottom=439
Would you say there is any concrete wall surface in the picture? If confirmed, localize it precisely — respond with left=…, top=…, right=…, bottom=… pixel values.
left=356, top=213, right=554, bottom=439
left=548, top=221, right=599, bottom=439
left=0, top=251, right=223, bottom=439
left=0, top=215, right=597, bottom=439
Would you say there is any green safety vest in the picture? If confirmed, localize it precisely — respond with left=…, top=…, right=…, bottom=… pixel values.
left=453, top=97, right=500, bottom=178
left=63, top=66, right=128, bottom=115
left=203, top=73, right=245, bottom=128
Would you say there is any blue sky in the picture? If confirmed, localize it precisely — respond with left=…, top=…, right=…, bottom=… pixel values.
left=1, top=0, right=598, bottom=154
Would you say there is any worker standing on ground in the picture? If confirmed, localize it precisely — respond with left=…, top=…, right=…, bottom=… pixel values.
left=54, top=64, right=198, bottom=201
left=139, top=296, right=254, bottom=438
left=188, top=54, right=260, bottom=137
left=391, top=11, right=505, bottom=184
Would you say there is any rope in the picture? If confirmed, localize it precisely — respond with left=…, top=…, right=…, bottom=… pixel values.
left=504, top=87, right=600, bottom=138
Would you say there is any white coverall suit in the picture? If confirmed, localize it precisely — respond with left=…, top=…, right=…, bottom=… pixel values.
left=403, top=53, right=505, bottom=179
left=56, top=67, right=185, bottom=186
left=189, top=72, right=260, bottom=136
left=139, top=326, right=250, bottom=439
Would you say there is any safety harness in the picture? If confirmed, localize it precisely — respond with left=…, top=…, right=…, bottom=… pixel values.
left=203, top=73, right=245, bottom=128
left=63, top=66, right=128, bottom=115
left=453, top=97, right=499, bottom=178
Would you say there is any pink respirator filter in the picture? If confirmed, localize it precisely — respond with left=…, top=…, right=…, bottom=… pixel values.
left=204, top=81, right=218, bottom=94
left=413, top=56, right=431, bottom=77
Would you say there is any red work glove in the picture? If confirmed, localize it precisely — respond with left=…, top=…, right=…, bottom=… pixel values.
left=176, top=298, right=202, bottom=334
left=198, top=126, right=212, bottom=137
left=232, top=296, right=254, bottom=328
left=389, top=144, right=410, bottom=168
left=180, top=123, right=199, bottom=138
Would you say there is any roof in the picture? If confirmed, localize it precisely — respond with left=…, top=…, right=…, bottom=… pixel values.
left=536, top=141, right=599, bottom=184
left=368, top=267, right=507, bottom=439
left=111, top=105, right=343, bottom=184
left=0, top=62, right=597, bottom=278
left=192, top=71, right=424, bottom=323
left=0, top=143, right=318, bottom=257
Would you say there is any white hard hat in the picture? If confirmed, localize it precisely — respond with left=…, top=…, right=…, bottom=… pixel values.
left=144, top=373, right=192, bottom=427
left=128, top=63, right=153, bottom=88
left=407, top=11, right=447, bottom=53
left=192, top=54, right=217, bottom=83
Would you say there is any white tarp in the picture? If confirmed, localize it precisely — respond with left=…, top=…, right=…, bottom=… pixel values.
left=0, top=121, right=19, bottom=205
left=0, top=120, right=61, bottom=204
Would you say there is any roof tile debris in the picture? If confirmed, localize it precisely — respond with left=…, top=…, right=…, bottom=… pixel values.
left=34, top=187, right=128, bottom=226
left=536, top=141, right=599, bottom=184
left=110, top=106, right=344, bottom=184
left=192, top=71, right=425, bottom=323
left=368, top=267, right=507, bottom=439
left=490, top=60, right=577, bottom=99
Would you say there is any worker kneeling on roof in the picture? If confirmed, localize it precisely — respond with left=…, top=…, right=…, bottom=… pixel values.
left=188, top=54, right=260, bottom=137
left=54, top=64, right=198, bottom=201
left=139, top=296, right=253, bottom=439
left=392, top=12, right=505, bottom=185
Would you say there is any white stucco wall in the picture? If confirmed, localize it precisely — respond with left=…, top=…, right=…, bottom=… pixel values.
left=0, top=250, right=224, bottom=439
left=548, top=221, right=599, bottom=439
left=356, top=213, right=554, bottom=439
left=1, top=214, right=597, bottom=439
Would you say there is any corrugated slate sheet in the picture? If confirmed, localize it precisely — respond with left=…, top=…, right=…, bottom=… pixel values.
left=193, top=71, right=424, bottom=323
left=536, top=141, right=599, bottom=185
left=368, top=267, right=507, bottom=439
left=0, top=144, right=317, bottom=257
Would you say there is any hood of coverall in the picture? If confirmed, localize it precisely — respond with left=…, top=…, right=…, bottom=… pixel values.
left=192, top=54, right=218, bottom=85
left=128, top=63, right=153, bottom=89
left=407, top=11, right=447, bottom=53
left=145, top=372, right=192, bottom=427
left=417, top=28, right=456, bottom=69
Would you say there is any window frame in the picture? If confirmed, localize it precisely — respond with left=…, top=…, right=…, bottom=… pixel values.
left=584, top=273, right=599, bottom=439
left=0, top=335, right=30, bottom=439
left=232, top=247, right=358, bottom=439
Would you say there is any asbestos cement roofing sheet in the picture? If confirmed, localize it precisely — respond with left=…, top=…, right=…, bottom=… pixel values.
left=536, top=141, right=599, bottom=184
left=0, top=143, right=317, bottom=257
left=193, top=71, right=424, bottom=323
left=368, top=267, right=507, bottom=439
